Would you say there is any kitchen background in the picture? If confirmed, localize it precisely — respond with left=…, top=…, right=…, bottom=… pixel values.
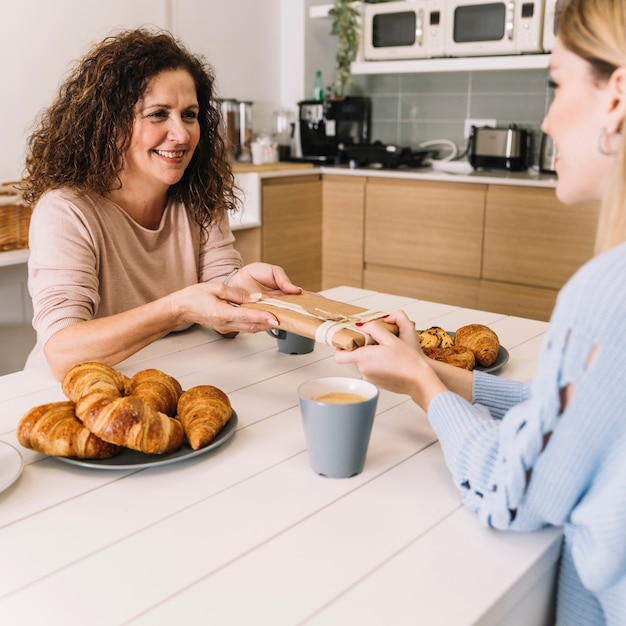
left=1, top=0, right=553, bottom=182
left=1, top=0, right=554, bottom=373
left=349, top=69, right=549, bottom=159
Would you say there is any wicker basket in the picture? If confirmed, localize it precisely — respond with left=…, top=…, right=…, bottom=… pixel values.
left=0, top=182, right=31, bottom=251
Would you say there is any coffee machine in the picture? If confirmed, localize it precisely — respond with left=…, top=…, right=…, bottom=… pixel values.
left=297, top=96, right=371, bottom=162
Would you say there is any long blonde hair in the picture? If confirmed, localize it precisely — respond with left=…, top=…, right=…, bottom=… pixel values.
left=558, top=0, right=626, bottom=253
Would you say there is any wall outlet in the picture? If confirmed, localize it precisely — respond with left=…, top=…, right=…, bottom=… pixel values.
left=464, top=118, right=497, bottom=139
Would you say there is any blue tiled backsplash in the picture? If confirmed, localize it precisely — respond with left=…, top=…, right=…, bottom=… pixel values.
left=349, top=68, right=553, bottom=166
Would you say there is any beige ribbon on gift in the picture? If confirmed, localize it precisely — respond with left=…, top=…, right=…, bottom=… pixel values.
left=259, top=298, right=385, bottom=347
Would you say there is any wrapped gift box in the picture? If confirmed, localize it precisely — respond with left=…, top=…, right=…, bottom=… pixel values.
left=243, top=291, right=398, bottom=350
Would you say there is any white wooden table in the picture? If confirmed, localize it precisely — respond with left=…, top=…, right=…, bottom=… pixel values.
left=0, top=287, right=562, bottom=626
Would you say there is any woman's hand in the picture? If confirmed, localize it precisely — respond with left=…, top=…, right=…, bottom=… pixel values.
left=228, top=262, right=302, bottom=297
left=175, top=263, right=300, bottom=334
left=335, top=310, right=448, bottom=410
left=175, top=280, right=284, bottom=334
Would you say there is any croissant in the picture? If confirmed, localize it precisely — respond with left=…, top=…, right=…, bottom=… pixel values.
left=417, top=327, right=454, bottom=349
left=17, top=401, right=119, bottom=459
left=454, top=324, right=500, bottom=367
left=422, top=345, right=476, bottom=370
left=62, top=361, right=129, bottom=403
left=128, top=369, right=183, bottom=417
left=177, top=385, right=232, bottom=451
left=75, top=392, right=184, bottom=455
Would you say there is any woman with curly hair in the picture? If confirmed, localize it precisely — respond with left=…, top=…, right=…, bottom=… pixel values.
left=22, top=28, right=300, bottom=380
left=337, top=0, right=626, bottom=623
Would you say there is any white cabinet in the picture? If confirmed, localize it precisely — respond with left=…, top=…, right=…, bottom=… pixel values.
left=351, top=54, right=550, bottom=75
left=231, top=173, right=262, bottom=231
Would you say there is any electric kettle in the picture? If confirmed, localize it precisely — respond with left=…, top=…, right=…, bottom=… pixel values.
left=539, top=133, right=557, bottom=174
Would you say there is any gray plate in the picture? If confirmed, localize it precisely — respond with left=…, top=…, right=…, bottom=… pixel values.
left=448, top=331, right=509, bottom=373
left=475, top=345, right=509, bottom=374
left=0, top=441, right=24, bottom=492
left=55, top=411, right=238, bottom=470
left=435, top=331, right=509, bottom=374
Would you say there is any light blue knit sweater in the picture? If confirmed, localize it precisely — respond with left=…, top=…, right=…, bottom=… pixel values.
left=429, top=242, right=626, bottom=625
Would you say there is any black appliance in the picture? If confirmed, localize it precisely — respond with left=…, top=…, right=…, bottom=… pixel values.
left=338, top=142, right=433, bottom=169
left=298, top=96, right=371, bottom=162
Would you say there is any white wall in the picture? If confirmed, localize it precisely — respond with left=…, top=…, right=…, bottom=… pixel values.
left=0, top=0, right=326, bottom=183
left=0, top=0, right=169, bottom=183
left=170, top=0, right=282, bottom=136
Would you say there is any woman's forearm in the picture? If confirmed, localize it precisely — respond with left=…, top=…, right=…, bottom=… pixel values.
left=44, top=294, right=181, bottom=380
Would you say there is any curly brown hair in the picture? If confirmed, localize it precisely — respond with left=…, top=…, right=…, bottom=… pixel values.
left=22, top=28, right=237, bottom=230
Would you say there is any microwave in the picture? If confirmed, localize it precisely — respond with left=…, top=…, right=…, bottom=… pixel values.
left=362, top=0, right=445, bottom=61
left=542, top=0, right=561, bottom=52
left=445, top=0, right=545, bottom=57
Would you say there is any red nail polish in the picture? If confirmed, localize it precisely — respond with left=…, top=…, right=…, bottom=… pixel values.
left=382, top=314, right=390, bottom=318
left=355, top=322, right=364, bottom=327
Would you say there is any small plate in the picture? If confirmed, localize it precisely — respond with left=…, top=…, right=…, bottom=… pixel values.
left=476, top=345, right=509, bottom=374
left=447, top=332, right=509, bottom=373
left=56, top=411, right=238, bottom=470
left=423, top=331, right=509, bottom=374
left=446, top=330, right=509, bottom=374
left=0, top=441, right=24, bottom=492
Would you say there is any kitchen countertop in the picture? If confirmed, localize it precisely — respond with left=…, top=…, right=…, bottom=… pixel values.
left=234, top=160, right=558, bottom=188
left=0, top=286, right=562, bottom=625
left=322, top=163, right=558, bottom=188
left=232, top=162, right=315, bottom=174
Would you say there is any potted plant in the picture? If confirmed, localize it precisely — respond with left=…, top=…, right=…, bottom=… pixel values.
left=328, top=0, right=388, bottom=98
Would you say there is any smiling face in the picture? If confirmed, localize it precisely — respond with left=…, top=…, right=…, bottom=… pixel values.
left=121, top=69, right=200, bottom=193
left=541, top=39, right=614, bottom=205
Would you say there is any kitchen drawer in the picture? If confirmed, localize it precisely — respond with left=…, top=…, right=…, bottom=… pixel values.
left=483, top=186, right=599, bottom=290
left=365, top=178, right=486, bottom=279
left=478, top=279, right=559, bottom=321
left=364, top=265, right=481, bottom=310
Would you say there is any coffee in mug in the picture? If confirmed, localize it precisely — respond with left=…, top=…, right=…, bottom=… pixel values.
left=312, top=392, right=366, bottom=404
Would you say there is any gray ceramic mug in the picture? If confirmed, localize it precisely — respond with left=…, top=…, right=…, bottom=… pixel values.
left=298, top=377, right=379, bottom=478
left=267, top=329, right=315, bottom=354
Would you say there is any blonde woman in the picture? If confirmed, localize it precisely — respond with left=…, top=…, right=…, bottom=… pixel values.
left=337, top=0, right=626, bottom=623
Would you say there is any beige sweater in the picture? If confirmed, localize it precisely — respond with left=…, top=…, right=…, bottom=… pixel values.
left=25, top=188, right=242, bottom=371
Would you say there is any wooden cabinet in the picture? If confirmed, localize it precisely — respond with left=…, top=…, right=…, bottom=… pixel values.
left=321, top=175, right=599, bottom=321
left=232, top=227, right=261, bottom=266
left=239, top=171, right=600, bottom=322
left=322, top=175, right=367, bottom=289
left=365, top=178, right=486, bottom=277
left=483, top=185, right=599, bottom=289
left=261, top=174, right=323, bottom=291
left=363, top=178, right=487, bottom=309
left=480, top=185, right=599, bottom=319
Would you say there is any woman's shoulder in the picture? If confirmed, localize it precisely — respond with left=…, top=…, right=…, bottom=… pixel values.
left=36, top=187, right=100, bottom=207
left=33, top=188, right=109, bottom=222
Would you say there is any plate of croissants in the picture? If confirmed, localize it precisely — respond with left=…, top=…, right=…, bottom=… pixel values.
left=16, top=362, right=237, bottom=470
left=417, top=324, right=509, bottom=372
